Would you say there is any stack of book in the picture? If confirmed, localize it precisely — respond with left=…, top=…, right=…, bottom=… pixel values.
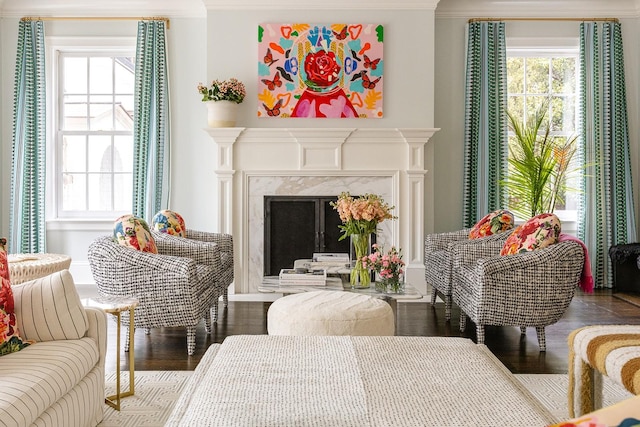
left=279, top=268, right=327, bottom=286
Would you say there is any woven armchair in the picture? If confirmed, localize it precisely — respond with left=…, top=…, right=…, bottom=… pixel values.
left=424, top=229, right=509, bottom=320
left=88, top=236, right=222, bottom=355
left=152, top=229, right=234, bottom=309
left=451, top=238, right=584, bottom=351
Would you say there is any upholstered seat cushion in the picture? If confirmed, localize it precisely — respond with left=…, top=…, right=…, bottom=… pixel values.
left=267, top=290, right=394, bottom=336
left=0, top=337, right=100, bottom=425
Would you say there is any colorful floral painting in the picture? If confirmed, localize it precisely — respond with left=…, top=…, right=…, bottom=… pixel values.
left=258, top=23, right=384, bottom=119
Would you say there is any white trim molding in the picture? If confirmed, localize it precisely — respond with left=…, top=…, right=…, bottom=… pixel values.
left=202, top=0, right=441, bottom=10
left=436, top=0, right=640, bottom=18
left=205, top=127, right=439, bottom=296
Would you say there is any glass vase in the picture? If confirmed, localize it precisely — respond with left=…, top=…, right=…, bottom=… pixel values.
left=376, top=274, right=405, bottom=294
left=350, top=233, right=372, bottom=289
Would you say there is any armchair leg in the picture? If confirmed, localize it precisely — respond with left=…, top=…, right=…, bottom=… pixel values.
left=187, top=326, right=196, bottom=356
left=212, top=302, right=219, bottom=324
left=145, top=328, right=151, bottom=335
left=124, top=327, right=135, bottom=352
left=476, top=325, right=485, bottom=345
left=520, top=326, right=526, bottom=335
left=223, top=289, right=229, bottom=308
left=204, top=310, right=212, bottom=334
left=444, top=296, right=452, bottom=321
left=430, top=289, right=437, bottom=306
left=459, top=313, right=466, bottom=332
left=536, top=326, right=547, bottom=352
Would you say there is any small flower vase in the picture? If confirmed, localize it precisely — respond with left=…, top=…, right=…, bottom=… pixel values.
left=350, top=233, right=372, bottom=289
left=376, top=274, right=405, bottom=294
left=206, top=100, right=238, bottom=127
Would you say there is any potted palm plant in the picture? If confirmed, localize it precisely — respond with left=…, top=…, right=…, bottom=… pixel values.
left=501, top=99, right=578, bottom=219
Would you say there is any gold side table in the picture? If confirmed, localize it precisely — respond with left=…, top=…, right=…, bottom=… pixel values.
left=83, top=296, right=139, bottom=411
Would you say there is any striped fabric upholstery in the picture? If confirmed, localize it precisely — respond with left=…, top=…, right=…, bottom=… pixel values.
left=0, top=302, right=107, bottom=427
left=451, top=239, right=584, bottom=351
left=12, top=270, right=88, bottom=342
left=568, top=325, right=640, bottom=417
left=424, top=229, right=509, bottom=320
left=87, top=236, right=221, bottom=355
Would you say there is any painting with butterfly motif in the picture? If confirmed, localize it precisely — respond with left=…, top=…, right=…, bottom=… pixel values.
left=258, top=23, right=384, bottom=118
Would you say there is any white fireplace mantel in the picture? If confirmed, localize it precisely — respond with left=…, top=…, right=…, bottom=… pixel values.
left=205, top=127, right=439, bottom=295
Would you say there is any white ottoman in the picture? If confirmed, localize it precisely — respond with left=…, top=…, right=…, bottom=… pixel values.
left=267, top=290, right=395, bottom=336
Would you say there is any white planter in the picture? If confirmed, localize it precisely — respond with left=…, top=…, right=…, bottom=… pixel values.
left=206, top=100, right=239, bottom=127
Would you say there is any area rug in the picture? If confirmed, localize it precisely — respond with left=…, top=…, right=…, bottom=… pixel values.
left=98, top=371, right=633, bottom=426
left=99, top=371, right=192, bottom=427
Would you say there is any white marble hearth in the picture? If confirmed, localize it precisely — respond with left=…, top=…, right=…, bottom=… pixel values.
left=205, top=128, right=438, bottom=295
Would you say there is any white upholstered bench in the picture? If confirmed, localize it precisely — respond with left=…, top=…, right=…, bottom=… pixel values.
left=165, top=335, right=556, bottom=426
left=267, top=290, right=395, bottom=336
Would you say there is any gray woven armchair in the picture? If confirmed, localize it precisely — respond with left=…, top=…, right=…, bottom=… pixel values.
left=88, top=236, right=222, bottom=355
left=451, top=238, right=584, bottom=351
left=152, top=229, right=234, bottom=309
left=424, top=229, right=509, bottom=320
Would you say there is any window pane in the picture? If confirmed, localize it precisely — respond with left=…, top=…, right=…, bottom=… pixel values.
left=88, top=135, right=112, bottom=172
left=507, top=57, right=524, bottom=94
left=90, top=95, right=114, bottom=130
left=526, top=96, right=547, bottom=123
left=63, top=95, right=88, bottom=130
left=115, top=95, right=134, bottom=130
left=62, top=135, right=86, bottom=172
left=114, top=136, right=133, bottom=172
left=551, top=96, right=575, bottom=132
left=525, top=58, right=549, bottom=93
left=552, top=57, right=576, bottom=94
left=63, top=57, right=87, bottom=94
left=89, top=57, right=113, bottom=94
left=115, top=58, right=135, bottom=93
left=507, top=95, right=524, bottom=124
left=114, top=173, right=132, bottom=211
left=62, top=173, right=86, bottom=211
left=88, top=173, right=112, bottom=210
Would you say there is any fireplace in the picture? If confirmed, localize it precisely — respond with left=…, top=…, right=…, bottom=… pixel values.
left=205, top=127, right=438, bottom=295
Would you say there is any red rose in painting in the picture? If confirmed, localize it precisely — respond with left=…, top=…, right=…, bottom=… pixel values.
left=304, top=50, right=341, bottom=91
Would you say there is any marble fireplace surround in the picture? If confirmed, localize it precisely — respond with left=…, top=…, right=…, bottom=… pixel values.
left=205, top=127, right=439, bottom=295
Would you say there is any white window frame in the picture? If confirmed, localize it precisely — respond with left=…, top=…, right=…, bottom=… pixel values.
left=47, top=37, right=136, bottom=221
left=505, top=37, right=581, bottom=231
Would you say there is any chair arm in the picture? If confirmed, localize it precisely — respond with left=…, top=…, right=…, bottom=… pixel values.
left=477, top=241, right=584, bottom=278
left=186, top=229, right=233, bottom=256
left=424, top=228, right=472, bottom=252
left=84, top=307, right=108, bottom=371
left=152, top=231, right=223, bottom=267
left=451, top=233, right=508, bottom=268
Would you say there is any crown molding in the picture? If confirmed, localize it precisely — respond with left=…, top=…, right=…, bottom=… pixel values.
left=201, top=0, right=441, bottom=10
left=435, top=0, right=640, bottom=18
left=0, top=0, right=206, bottom=18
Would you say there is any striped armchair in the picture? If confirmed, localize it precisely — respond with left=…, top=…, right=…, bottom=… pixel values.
left=451, top=238, right=584, bottom=351
left=424, top=230, right=509, bottom=320
left=88, top=236, right=222, bottom=355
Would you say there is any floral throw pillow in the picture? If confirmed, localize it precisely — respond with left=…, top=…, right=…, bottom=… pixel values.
left=468, top=209, right=515, bottom=239
left=152, top=210, right=186, bottom=237
left=500, top=213, right=561, bottom=256
left=113, top=215, right=158, bottom=253
left=0, top=237, right=31, bottom=356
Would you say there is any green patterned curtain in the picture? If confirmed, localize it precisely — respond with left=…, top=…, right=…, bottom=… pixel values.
left=462, top=21, right=509, bottom=227
left=10, top=20, right=46, bottom=253
left=132, top=20, right=170, bottom=222
left=579, top=21, right=636, bottom=288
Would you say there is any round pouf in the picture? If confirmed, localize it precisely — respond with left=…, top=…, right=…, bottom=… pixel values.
left=267, top=290, right=395, bottom=336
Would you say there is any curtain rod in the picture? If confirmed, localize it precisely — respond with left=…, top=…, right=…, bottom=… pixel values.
left=469, top=17, right=619, bottom=23
left=21, top=16, right=170, bottom=29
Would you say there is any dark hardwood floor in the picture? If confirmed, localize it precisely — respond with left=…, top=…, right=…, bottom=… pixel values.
left=105, top=289, right=640, bottom=375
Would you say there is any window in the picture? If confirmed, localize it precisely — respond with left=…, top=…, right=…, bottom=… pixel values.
left=53, top=44, right=135, bottom=219
left=506, top=47, right=580, bottom=225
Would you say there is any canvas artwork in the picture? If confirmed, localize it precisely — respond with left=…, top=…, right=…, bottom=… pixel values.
left=258, top=23, right=384, bottom=119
